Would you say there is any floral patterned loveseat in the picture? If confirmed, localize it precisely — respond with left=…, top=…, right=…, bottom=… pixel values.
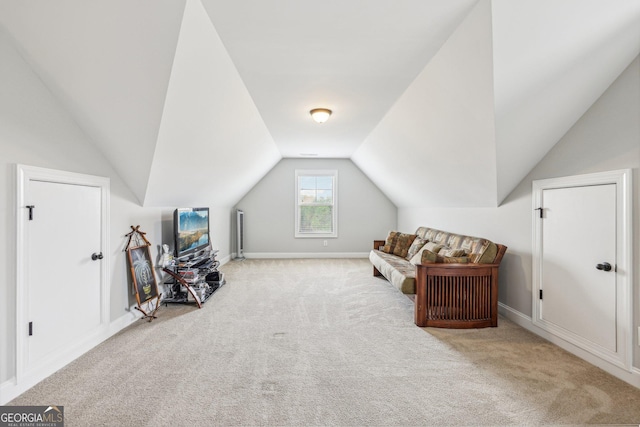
left=370, top=227, right=507, bottom=328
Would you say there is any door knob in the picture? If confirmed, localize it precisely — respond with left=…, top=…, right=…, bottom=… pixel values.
left=91, top=252, right=104, bottom=261
left=595, top=262, right=612, bottom=272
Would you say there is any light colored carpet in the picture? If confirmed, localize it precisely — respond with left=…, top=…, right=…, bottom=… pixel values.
left=9, top=258, right=640, bottom=426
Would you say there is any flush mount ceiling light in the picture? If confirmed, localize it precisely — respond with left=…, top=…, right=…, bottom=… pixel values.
left=310, top=108, right=332, bottom=123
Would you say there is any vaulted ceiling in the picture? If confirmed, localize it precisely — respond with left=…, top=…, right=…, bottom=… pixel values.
left=0, top=0, right=638, bottom=208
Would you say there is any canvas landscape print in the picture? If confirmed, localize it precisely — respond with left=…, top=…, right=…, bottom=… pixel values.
left=178, top=209, right=209, bottom=253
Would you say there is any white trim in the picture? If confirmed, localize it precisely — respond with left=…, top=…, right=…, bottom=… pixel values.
left=242, top=252, right=369, bottom=259
left=1, top=309, right=138, bottom=405
left=0, top=378, right=19, bottom=405
left=14, top=164, right=110, bottom=403
left=498, top=302, right=531, bottom=324
left=108, top=308, right=141, bottom=336
left=532, top=168, right=633, bottom=370
left=218, top=253, right=232, bottom=266
left=499, top=303, right=640, bottom=389
left=294, top=169, right=338, bottom=238
left=6, top=328, right=111, bottom=404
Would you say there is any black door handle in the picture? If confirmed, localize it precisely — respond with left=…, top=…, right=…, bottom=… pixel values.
left=91, top=252, right=104, bottom=261
left=596, top=262, right=612, bottom=272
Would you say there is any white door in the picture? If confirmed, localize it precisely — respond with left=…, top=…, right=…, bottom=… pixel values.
left=532, top=169, right=632, bottom=370
left=540, top=184, right=616, bottom=352
left=27, top=180, right=103, bottom=367
left=17, top=165, right=110, bottom=384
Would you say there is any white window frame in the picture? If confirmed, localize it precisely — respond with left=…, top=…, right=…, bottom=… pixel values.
left=295, top=169, right=338, bottom=238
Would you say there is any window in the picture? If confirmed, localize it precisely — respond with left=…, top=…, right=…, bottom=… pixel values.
left=295, top=169, right=337, bottom=238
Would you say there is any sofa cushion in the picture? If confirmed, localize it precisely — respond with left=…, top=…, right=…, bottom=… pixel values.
left=392, top=233, right=417, bottom=258
left=411, top=249, right=469, bottom=265
left=416, top=227, right=443, bottom=243
left=408, top=242, right=441, bottom=265
left=470, top=239, right=498, bottom=264
left=423, top=241, right=444, bottom=253
left=410, top=249, right=434, bottom=265
left=381, top=231, right=400, bottom=253
left=406, top=237, right=427, bottom=260
left=369, top=250, right=416, bottom=294
left=415, top=227, right=498, bottom=264
left=439, top=247, right=466, bottom=257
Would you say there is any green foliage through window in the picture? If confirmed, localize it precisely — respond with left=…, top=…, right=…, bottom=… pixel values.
left=299, top=206, right=333, bottom=233
left=296, top=170, right=337, bottom=237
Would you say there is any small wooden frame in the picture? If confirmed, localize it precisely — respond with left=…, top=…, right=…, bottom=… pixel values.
left=125, top=225, right=161, bottom=321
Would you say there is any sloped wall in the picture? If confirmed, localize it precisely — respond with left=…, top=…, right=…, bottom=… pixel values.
left=145, top=0, right=281, bottom=208
left=398, top=56, right=640, bottom=369
left=0, top=0, right=186, bottom=205
left=353, top=0, right=496, bottom=208
left=0, top=30, right=166, bottom=390
left=492, top=0, right=640, bottom=203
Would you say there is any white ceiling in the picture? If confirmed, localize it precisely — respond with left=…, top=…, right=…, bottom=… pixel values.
left=201, top=0, right=477, bottom=158
left=0, top=0, right=186, bottom=203
left=492, top=0, right=640, bottom=203
left=0, top=0, right=638, bottom=208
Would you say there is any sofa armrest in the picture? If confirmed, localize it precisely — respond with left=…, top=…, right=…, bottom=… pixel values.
left=492, top=244, right=508, bottom=265
left=372, top=240, right=386, bottom=276
left=414, top=263, right=500, bottom=328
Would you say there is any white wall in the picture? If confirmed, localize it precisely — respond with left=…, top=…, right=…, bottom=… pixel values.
left=0, top=30, right=167, bottom=391
left=353, top=0, right=497, bottom=208
left=491, top=0, right=640, bottom=203
left=0, top=0, right=187, bottom=206
left=398, top=56, right=640, bottom=368
left=234, top=158, right=397, bottom=256
left=0, top=27, right=236, bottom=401
left=0, top=12, right=244, bottom=397
left=145, top=0, right=281, bottom=208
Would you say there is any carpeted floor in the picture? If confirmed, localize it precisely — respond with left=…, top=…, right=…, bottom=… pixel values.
left=8, top=258, right=640, bottom=426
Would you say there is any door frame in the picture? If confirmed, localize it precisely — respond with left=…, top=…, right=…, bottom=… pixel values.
left=15, top=164, right=110, bottom=391
left=532, top=169, right=632, bottom=370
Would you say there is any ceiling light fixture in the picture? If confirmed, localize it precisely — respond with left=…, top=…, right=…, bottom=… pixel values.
left=310, top=108, right=332, bottom=124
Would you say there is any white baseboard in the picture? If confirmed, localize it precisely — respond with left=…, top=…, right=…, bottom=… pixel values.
left=498, top=303, right=640, bottom=389
left=108, top=307, right=142, bottom=335
left=218, top=253, right=232, bottom=265
left=498, top=302, right=533, bottom=324
left=0, top=378, right=18, bottom=405
left=0, top=329, right=110, bottom=405
left=0, top=309, right=140, bottom=405
left=242, top=252, right=369, bottom=259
